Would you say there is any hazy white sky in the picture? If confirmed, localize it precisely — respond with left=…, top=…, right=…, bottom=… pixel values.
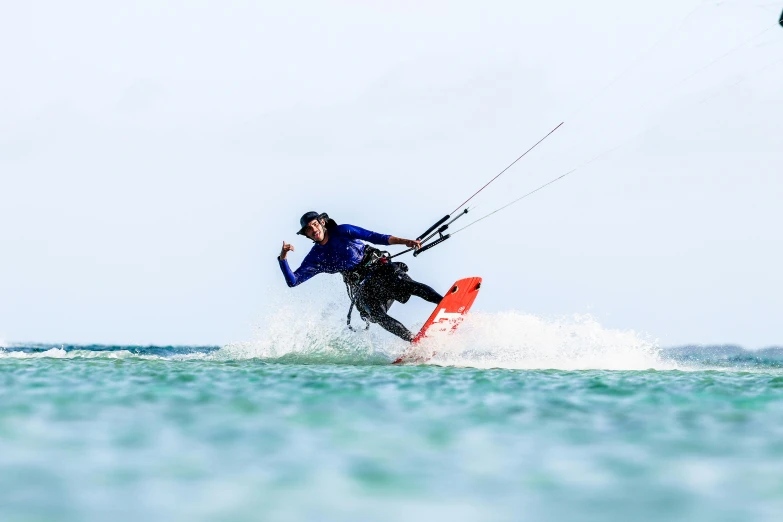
left=1, top=0, right=781, bottom=347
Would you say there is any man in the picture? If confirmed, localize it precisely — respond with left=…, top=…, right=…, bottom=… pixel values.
left=278, top=211, right=443, bottom=341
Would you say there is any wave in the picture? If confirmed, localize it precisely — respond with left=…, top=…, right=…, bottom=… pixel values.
left=212, top=283, right=668, bottom=369
left=0, top=344, right=219, bottom=359
left=424, top=311, right=667, bottom=370
left=209, top=294, right=666, bottom=369
left=660, top=345, right=783, bottom=370
left=220, top=309, right=669, bottom=370
left=2, top=301, right=779, bottom=371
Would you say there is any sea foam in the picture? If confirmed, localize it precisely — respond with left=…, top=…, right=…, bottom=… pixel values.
left=217, top=282, right=669, bottom=370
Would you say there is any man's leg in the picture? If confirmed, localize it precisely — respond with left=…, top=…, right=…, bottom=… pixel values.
left=380, top=263, right=442, bottom=305
left=405, top=280, right=443, bottom=304
left=354, top=267, right=438, bottom=342
left=363, top=298, right=415, bottom=342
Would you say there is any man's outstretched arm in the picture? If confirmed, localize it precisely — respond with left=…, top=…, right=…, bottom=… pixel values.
left=342, top=225, right=420, bottom=249
left=388, top=236, right=421, bottom=249
left=278, top=241, right=320, bottom=287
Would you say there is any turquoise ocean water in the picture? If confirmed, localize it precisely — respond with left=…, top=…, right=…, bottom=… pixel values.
left=3, top=311, right=783, bottom=521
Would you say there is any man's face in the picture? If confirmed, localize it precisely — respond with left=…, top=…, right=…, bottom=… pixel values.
left=303, top=219, right=325, bottom=242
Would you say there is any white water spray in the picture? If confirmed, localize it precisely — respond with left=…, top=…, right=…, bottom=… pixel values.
left=218, top=282, right=671, bottom=370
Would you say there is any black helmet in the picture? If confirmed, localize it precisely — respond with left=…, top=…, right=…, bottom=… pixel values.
left=297, top=211, right=327, bottom=235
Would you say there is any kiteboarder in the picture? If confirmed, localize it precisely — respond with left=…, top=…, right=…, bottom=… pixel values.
left=278, top=212, right=444, bottom=341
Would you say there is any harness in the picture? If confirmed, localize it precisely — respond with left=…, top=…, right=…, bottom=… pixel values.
left=341, top=246, right=389, bottom=330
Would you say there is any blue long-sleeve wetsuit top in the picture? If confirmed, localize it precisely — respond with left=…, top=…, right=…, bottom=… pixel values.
left=278, top=224, right=391, bottom=287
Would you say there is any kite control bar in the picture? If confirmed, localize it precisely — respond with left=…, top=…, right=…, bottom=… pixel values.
left=390, top=209, right=469, bottom=260
left=416, top=215, right=450, bottom=241
left=414, top=208, right=469, bottom=257
left=413, top=234, right=450, bottom=257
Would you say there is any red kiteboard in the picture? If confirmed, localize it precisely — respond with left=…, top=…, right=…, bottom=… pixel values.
left=392, top=277, right=482, bottom=364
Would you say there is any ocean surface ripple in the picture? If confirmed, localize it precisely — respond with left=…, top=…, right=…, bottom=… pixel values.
left=3, top=312, right=783, bottom=521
